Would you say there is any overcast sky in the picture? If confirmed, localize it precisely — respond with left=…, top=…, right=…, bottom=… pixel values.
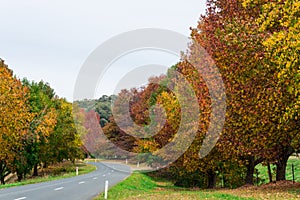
left=0, top=0, right=206, bottom=101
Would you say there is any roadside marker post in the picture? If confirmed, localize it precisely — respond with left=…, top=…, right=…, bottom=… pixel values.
left=292, top=163, right=295, bottom=183
left=126, top=159, right=128, bottom=165
left=104, top=180, right=108, bottom=199
left=76, top=167, right=79, bottom=176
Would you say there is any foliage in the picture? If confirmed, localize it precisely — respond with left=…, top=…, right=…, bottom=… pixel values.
left=242, top=0, right=300, bottom=120
left=0, top=60, right=33, bottom=184
left=47, top=98, right=84, bottom=163
left=242, top=0, right=300, bottom=180
left=96, top=0, right=300, bottom=188
left=20, top=79, right=57, bottom=179
left=75, top=95, right=116, bottom=127
left=0, top=60, right=85, bottom=184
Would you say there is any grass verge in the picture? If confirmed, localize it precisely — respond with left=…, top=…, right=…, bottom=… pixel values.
left=0, top=161, right=96, bottom=189
left=94, top=172, right=255, bottom=200
left=94, top=157, right=299, bottom=199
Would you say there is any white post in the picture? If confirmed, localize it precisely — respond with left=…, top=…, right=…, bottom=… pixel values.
left=125, top=159, right=128, bottom=165
left=104, top=180, right=108, bottom=199
left=137, top=162, right=139, bottom=168
left=76, top=167, right=79, bottom=176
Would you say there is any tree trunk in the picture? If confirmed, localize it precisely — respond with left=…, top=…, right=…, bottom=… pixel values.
left=267, top=163, right=273, bottom=183
left=223, top=176, right=227, bottom=188
left=0, top=169, right=4, bottom=185
left=222, top=174, right=227, bottom=188
left=0, top=176, right=4, bottom=185
left=207, top=170, right=217, bottom=189
left=276, top=146, right=293, bottom=181
left=245, top=156, right=255, bottom=185
left=17, top=173, right=23, bottom=182
left=245, top=156, right=264, bottom=185
left=276, top=161, right=287, bottom=181
left=33, top=164, right=38, bottom=176
left=0, top=161, right=7, bottom=185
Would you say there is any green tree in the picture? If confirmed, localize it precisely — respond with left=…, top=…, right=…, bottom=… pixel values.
left=47, top=98, right=84, bottom=163
left=20, top=80, right=57, bottom=178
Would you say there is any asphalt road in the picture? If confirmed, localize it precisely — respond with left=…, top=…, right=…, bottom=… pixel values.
left=0, top=162, right=131, bottom=200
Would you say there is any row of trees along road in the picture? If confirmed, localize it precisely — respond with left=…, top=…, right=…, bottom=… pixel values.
left=78, top=0, right=299, bottom=189
left=0, top=60, right=86, bottom=184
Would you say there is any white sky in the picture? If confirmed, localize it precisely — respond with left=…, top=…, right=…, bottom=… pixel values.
left=0, top=0, right=206, bottom=101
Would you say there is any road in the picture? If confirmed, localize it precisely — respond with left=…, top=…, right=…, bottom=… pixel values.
left=0, top=162, right=131, bottom=200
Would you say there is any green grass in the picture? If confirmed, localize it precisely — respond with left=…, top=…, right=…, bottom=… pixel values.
left=95, top=172, right=255, bottom=200
left=255, top=156, right=300, bottom=185
left=99, top=172, right=156, bottom=199
left=95, top=157, right=300, bottom=200
left=286, top=157, right=300, bottom=182
left=0, top=161, right=96, bottom=189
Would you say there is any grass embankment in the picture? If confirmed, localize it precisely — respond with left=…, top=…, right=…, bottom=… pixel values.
left=95, top=172, right=256, bottom=200
left=96, top=167, right=300, bottom=200
left=0, top=161, right=96, bottom=189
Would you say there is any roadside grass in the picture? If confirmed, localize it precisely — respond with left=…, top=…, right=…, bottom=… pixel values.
left=93, top=157, right=299, bottom=199
left=95, top=172, right=255, bottom=200
left=0, top=161, right=96, bottom=189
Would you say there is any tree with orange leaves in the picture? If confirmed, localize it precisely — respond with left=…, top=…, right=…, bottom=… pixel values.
left=0, top=60, right=33, bottom=184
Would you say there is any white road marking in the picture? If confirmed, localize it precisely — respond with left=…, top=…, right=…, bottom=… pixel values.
left=93, top=177, right=98, bottom=180
left=78, top=181, right=85, bottom=184
left=54, top=187, right=64, bottom=191
left=103, top=174, right=106, bottom=177
left=111, top=170, right=114, bottom=172
left=14, top=197, right=27, bottom=200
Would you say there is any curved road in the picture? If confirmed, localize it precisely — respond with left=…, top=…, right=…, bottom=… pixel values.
left=0, top=162, right=131, bottom=200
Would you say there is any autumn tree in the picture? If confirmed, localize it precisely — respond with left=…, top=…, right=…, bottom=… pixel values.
left=244, top=0, right=300, bottom=118
left=121, top=64, right=225, bottom=188
left=243, top=0, right=300, bottom=181
left=103, top=89, right=140, bottom=153
left=0, top=60, right=33, bottom=184
left=81, top=109, right=106, bottom=156
left=0, top=59, right=87, bottom=183
left=190, top=0, right=285, bottom=185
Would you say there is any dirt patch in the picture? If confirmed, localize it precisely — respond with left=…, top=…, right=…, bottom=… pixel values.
left=221, top=181, right=300, bottom=200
